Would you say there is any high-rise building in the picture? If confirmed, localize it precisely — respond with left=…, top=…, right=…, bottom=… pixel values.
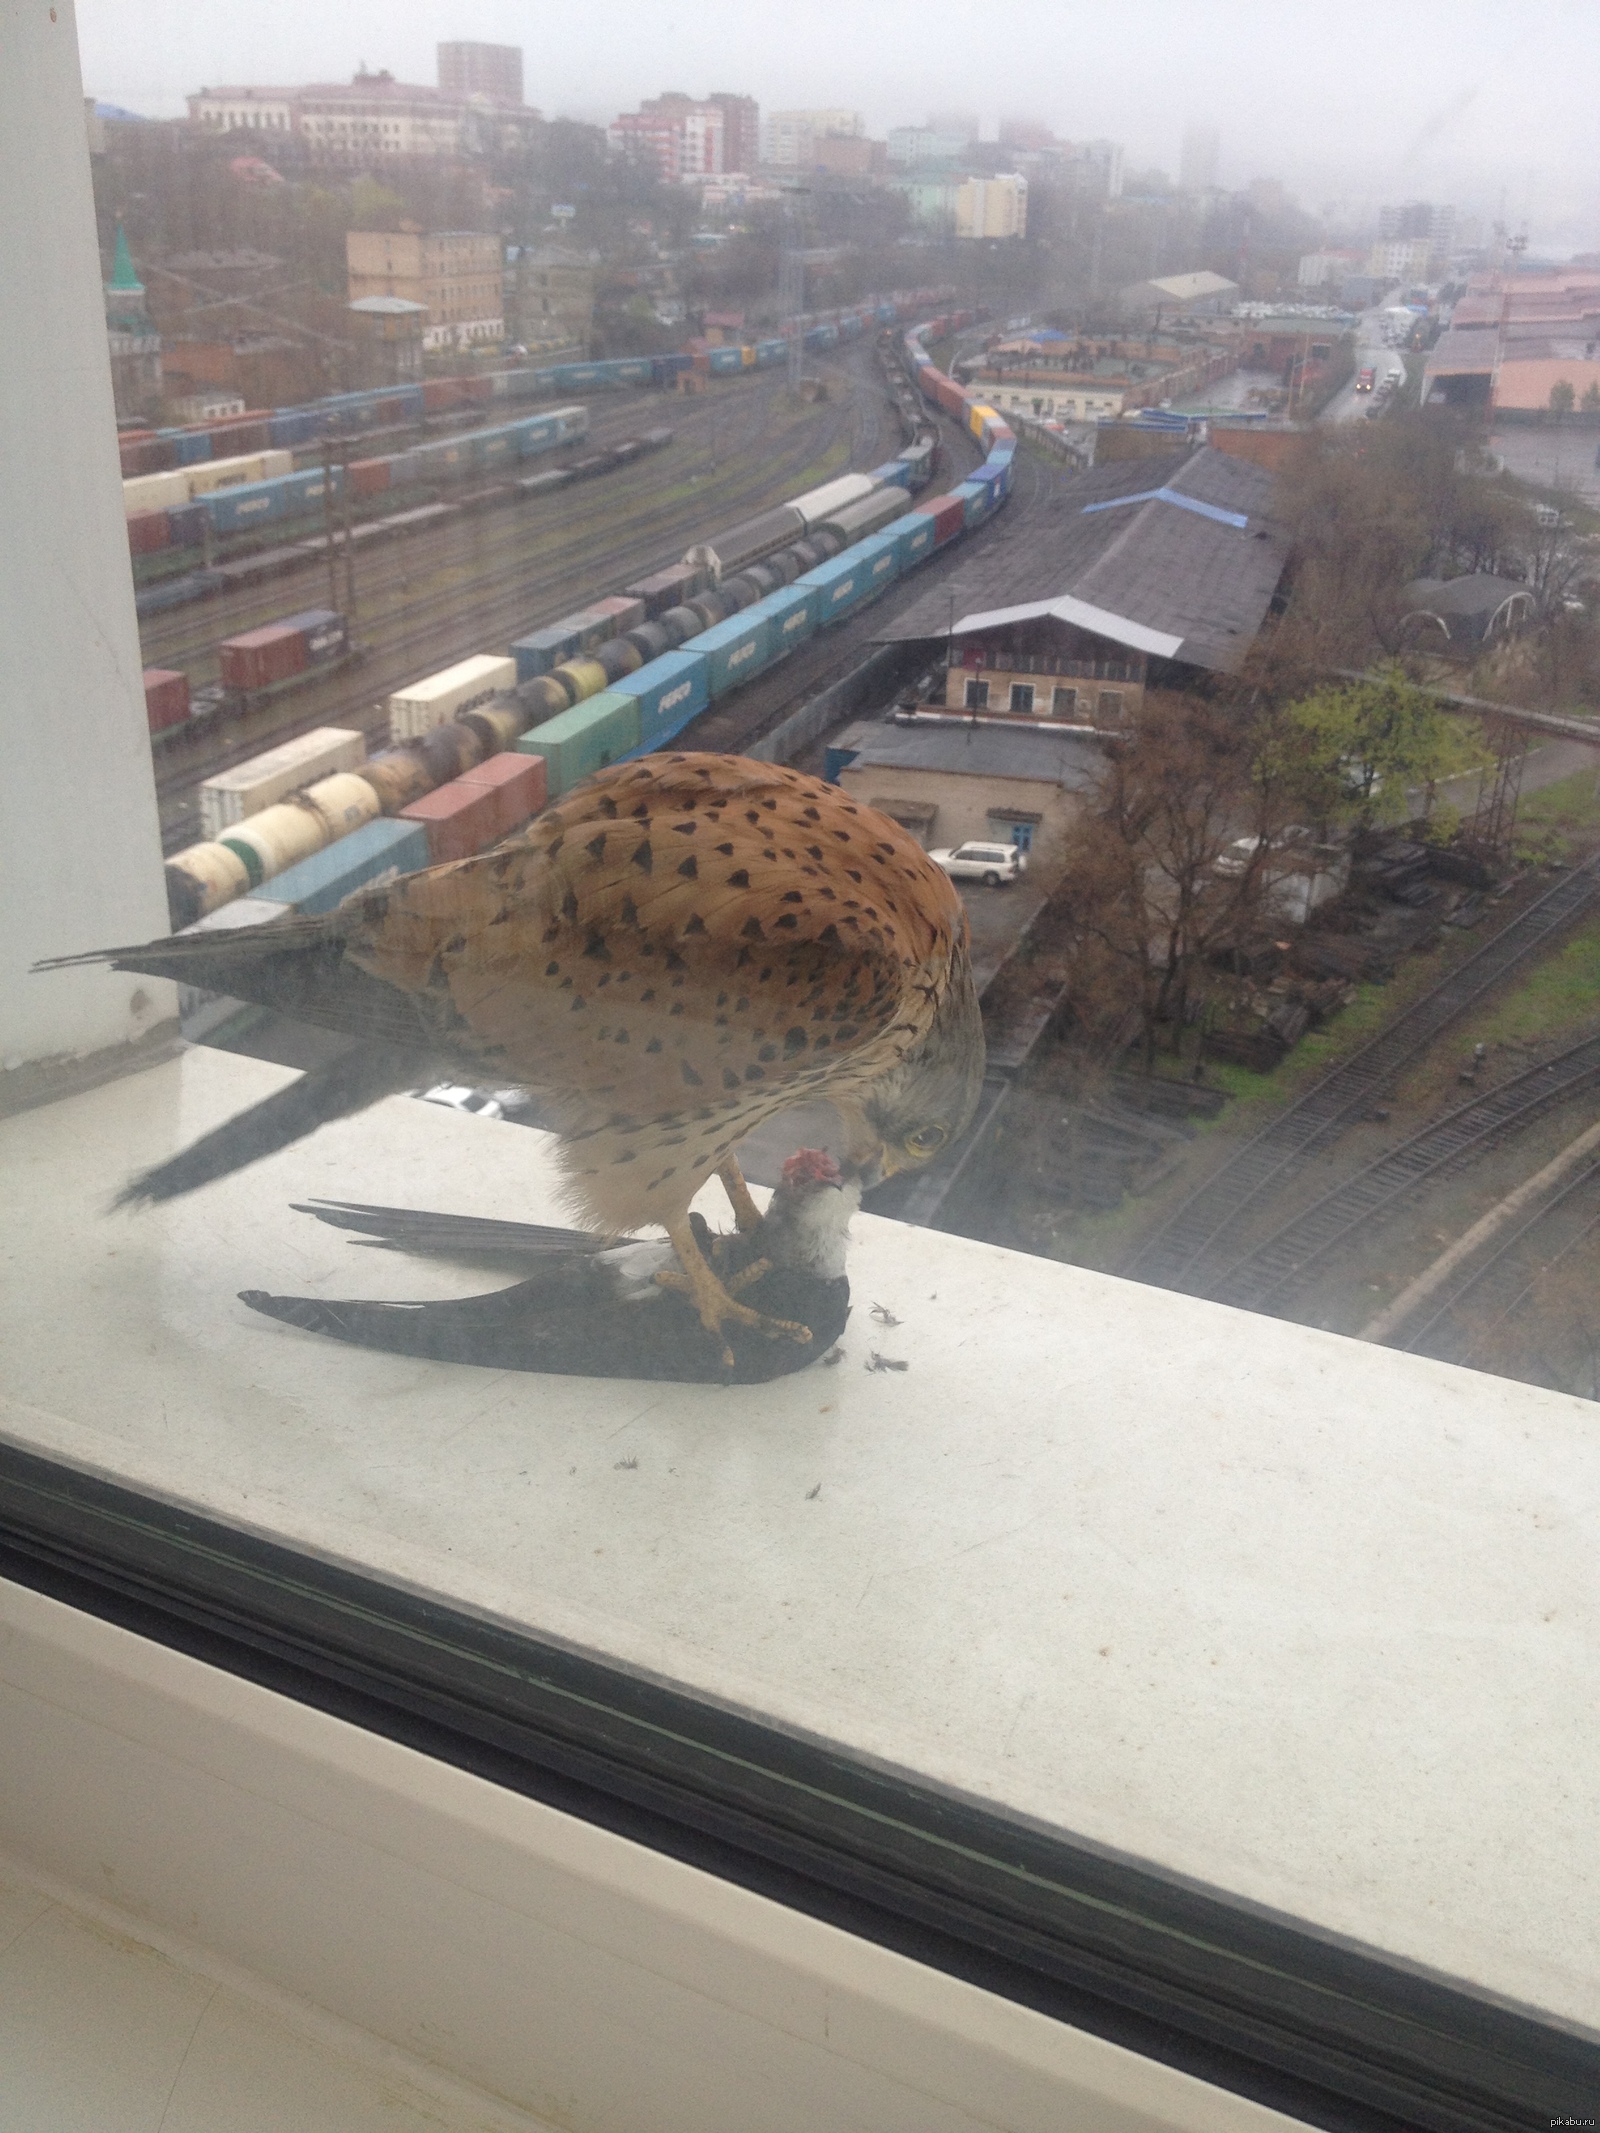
left=1179, top=124, right=1218, bottom=193
left=1378, top=200, right=1455, bottom=265
left=708, top=92, right=760, bottom=174
left=610, top=93, right=750, bottom=181
left=886, top=126, right=969, bottom=169
left=955, top=173, right=1027, bottom=240
left=760, top=108, right=862, bottom=166
left=189, top=68, right=540, bottom=159
left=436, top=42, right=524, bottom=107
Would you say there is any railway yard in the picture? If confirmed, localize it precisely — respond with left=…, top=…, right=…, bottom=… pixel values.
left=134, top=329, right=1600, bottom=1403
left=141, top=341, right=995, bottom=852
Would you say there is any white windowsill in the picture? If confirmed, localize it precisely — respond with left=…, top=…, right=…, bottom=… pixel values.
left=0, top=1040, right=1595, bottom=2042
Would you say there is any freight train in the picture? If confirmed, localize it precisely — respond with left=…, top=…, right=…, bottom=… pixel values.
left=163, top=307, right=1008, bottom=930
left=118, top=288, right=956, bottom=483
left=132, top=426, right=674, bottom=621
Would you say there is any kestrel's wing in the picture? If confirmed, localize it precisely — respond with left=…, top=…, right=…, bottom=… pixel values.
left=345, top=755, right=966, bottom=1145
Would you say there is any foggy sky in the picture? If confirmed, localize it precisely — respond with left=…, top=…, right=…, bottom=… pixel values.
left=77, top=0, right=1600, bottom=247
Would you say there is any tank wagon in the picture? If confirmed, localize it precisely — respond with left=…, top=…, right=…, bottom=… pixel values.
left=162, top=303, right=1007, bottom=929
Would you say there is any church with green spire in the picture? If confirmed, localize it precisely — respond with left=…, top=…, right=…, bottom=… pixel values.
left=105, top=222, right=163, bottom=417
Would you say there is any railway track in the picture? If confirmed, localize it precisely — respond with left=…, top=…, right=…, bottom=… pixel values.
left=1197, top=1026, right=1600, bottom=1313
left=1125, top=854, right=1600, bottom=1294
left=1399, top=1151, right=1600, bottom=1367
left=150, top=348, right=902, bottom=850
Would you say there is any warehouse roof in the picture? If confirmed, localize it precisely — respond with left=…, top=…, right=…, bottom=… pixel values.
left=875, top=445, right=1287, bottom=672
left=835, top=715, right=1106, bottom=788
left=1402, top=574, right=1534, bottom=618
left=1147, top=271, right=1239, bottom=303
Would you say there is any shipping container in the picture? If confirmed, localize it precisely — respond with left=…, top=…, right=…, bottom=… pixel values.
left=795, top=548, right=876, bottom=626
left=143, top=668, right=190, bottom=732
left=554, top=405, right=589, bottom=442
left=624, top=561, right=710, bottom=617
left=515, top=693, right=641, bottom=798
left=608, top=650, right=708, bottom=753
left=587, top=593, right=648, bottom=637
left=399, top=778, right=507, bottom=866
left=707, top=347, right=744, bottom=375
left=277, top=607, right=350, bottom=663
left=818, top=488, right=906, bottom=547
left=790, top=472, right=876, bottom=528
left=738, top=584, right=818, bottom=663
left=886, top=510, right=937, bottom=570
left=388, top=654, right=517, bottom=741
left=203, top=466, right=343, bottom=538
left=218, top=622, right=308, bottom=694
left=167, top=502, right=208, bottom=549
left=174, top=430, right=213, bottom=466
left=349, top=457, right=392, bottom=499
left=456, top=749, right=548, bottom=839
left=184, top=448, right=293, bottom=499
left=126, top=509, right=171, bottom=555
left=260, top=816, right=432, bottom=915
left=512, top=621, right=584, bottom=680
left=686, top=608, right=773, bottom=699
left=953, top=479, right=993, bottom=528
left=869, top=459, right=915, bottom=491
left=123, top=469, right=191, bottom=517
left=913, top=493, right=966, bottom=545
left=199, top=726, right=366, bottom=838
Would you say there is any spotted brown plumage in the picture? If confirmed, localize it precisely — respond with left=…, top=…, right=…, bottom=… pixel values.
left=38, top=753, right=985, bottom=1360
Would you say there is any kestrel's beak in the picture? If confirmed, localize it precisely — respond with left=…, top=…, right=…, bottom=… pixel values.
left=852, top=1143, right=898, bottom=1190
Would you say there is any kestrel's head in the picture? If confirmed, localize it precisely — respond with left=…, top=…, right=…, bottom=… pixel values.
left=859, top=954, right=985, bottom=1180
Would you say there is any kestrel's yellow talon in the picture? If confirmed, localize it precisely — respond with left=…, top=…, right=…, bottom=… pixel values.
left=661, top=1219, right=813, bottom=1355
left=724, top=1255, right=772, bottom=1295
left=717, top=1158, right=765, bottom=1235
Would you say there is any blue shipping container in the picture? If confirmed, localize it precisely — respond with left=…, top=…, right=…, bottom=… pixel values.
left=707, top=347, right=744, bottom=375
left=688, top=610, right=772, bottom=699
left=175, top=431, right=213, bottom=466
left=953, top=480, right=992, bottom=528
left=870, top=460, right=914, bottom=490
left=887, top=511, right=936, bottom=569
left=610, top=650, right=708, bottom=751
left=796, top=549, right=874, bottom=625
left=262, top=817, right=430, bottom=915
left=739, top=584, right=817, bottom=662
left=167, top=502, right=208, bottom=549
left=851, top=529, right=901, bottom=599
left=512, top=621, right=587, bottom=681
left=514, top=415, right=559, bottom=453
left=516, top=693, right=641, bottom=797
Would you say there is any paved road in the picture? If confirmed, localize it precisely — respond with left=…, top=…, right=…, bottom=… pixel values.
left=1321, top=307, right=1408, bottom=426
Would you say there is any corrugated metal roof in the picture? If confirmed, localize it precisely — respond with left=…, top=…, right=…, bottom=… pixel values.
left=875, top=445, right=1287, bottom=672
left=839, top=717, right=1106, bottom=788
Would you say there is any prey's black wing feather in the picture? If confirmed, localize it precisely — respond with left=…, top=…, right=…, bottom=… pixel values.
left=239, top=1266, right=849, bottom=1384
left=295, top=1200, right=606, bottom=1256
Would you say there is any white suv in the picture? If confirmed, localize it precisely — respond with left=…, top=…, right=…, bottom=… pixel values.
left=929, top=840, right=1028, bottom=886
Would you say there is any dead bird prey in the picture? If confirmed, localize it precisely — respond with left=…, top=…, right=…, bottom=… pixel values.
left=242, top=1148, right=858, bottom=1384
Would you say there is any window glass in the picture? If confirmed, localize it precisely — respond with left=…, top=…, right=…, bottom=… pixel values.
left=4, top=8, right=1599, bottom=2122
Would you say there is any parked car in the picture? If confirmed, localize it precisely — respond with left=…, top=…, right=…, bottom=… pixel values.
left=929, top=840, right=1028, bottom=886
left=1213, top=826, right=1314, bottom=879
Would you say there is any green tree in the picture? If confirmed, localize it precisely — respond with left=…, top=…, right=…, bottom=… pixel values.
left=1549, top=379, right=1576, bottom=415
left=1582, top=382, right=1600, bottom=413
left=1269, top=669, right=1489, bottom=832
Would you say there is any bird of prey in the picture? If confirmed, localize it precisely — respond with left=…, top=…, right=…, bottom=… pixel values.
left=41, top=753, right=983, bottom=1363
left=241, top=1147, right=859, bottom=1384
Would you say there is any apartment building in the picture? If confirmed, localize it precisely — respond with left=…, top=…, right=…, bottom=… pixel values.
left=346, top=229, right=503, bottom=350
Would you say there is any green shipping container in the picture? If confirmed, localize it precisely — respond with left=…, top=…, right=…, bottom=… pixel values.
left=515, top=691, right=640, bottom=797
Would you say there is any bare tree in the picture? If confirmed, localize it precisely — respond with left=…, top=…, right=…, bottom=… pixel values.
left=1055, top=702, right=1284, bottom=1071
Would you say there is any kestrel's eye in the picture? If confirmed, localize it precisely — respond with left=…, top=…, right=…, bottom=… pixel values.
left=904, top=1123, right=948, bottom=1159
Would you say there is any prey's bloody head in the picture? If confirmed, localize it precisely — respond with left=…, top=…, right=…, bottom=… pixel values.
left=781, top=1147, right=843, bottom=1190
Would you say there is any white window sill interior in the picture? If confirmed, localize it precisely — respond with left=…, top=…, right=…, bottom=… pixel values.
left=0, top=1042, right=1595, bottom=2044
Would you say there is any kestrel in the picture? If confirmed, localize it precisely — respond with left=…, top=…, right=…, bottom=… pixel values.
left=43, top=754, right=985, bottom=1362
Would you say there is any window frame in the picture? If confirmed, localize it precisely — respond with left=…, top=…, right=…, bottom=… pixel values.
left=0, top=1438, right=1587, bottom=2133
